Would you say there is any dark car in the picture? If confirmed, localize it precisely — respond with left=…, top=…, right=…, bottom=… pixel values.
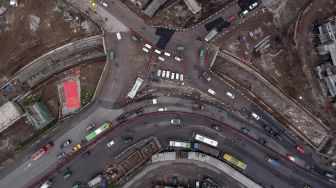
left=263, top=125, right=274, bottom=134
left=241, top=127, right=250, bottom=134
left=60, top=139, right=72, bottom=148
left=258, top=138, right=267, bottom=145
left=123, top=137, right=133, bottom=144
left=135, top=109, right=144, bottom=116
left=86, top=123, right=96, bottom=132
left=202, top=71, right=211, bottom=81
left=117, top=116, right=127, bottom=123
left=56, top=152, right=68, bottom=160
left=274, top=132, right=282, bottom=140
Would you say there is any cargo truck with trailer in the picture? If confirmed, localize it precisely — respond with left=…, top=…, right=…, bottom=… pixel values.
left=32, top=143, right=54, bottom=160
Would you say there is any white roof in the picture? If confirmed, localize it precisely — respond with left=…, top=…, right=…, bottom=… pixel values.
left=0, top=102, right=22, bottom=132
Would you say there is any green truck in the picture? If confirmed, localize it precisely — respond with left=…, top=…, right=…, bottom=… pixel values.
left=109, top=51, right=115, bottom=60
left=176, top=46, right=185, bottom=51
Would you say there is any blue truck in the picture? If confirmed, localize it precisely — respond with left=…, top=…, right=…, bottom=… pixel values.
left=266, top=157, right=281, bottom=167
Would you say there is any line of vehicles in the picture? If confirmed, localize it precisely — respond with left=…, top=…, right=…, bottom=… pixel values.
left=157, top=69, right=184, bottom=82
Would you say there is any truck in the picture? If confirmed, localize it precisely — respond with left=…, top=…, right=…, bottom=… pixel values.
left=32, top=143, right=54, bottom=160
left=40, top=180, right=52, bottom=188
left=88, top=174, right=104, bottom=187
left=176, top=46, right=185, bottom=51
left=193, top=143, right=220, bottom=157
left=266, top=157, right=281, bottom=167
left=192, top=103, right=205, bottom=110
left=204, top=29, right=218, bottom=42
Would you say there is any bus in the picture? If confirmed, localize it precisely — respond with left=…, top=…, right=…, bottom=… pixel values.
left=193, top=133, right=218, bottom=147
left=199, top=49, right=205, bottom=58
left=109, top=51, right=114, bottom=60
left=127, top=77, right=144, bottom=99
left=223, top=153, right=247, bottom=170
left=86, top=122, right=111, bottom=141
left=193, top=143, right=220, bottom=157
left=169, top=140, right=192, bottom=149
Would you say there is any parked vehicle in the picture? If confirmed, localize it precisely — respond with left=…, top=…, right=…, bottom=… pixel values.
left=202, top=71, right=211, bottom=81
left=60, top=139, right=71, bottom=148
left=100, top=1, right=108, bottom=7
left=158, top=107, right=167, bottom=111
left=131, top=35, right=138, bottom=41
left=72, top=182, right=81, bottom=188
left=158, top=56, right=165, bottom=61
left=174, top=56, right=182, bottom=62
left=107, top=140, right=115, bottom=147
left=142, top=47, right=149, bottom=53
left=171, top=119, right=181, bottom=124
left=90, top=1, right=96, bottom=8
left=154, top=49, right=161, bottom=54
left=204, top=29, right=218, bottom=42
left=258, top=138, right=267, bottom=145
left=226, top=91, right=234, bottom=99
left=86, top=123, right=96, bottom=132
left=176, top=46, right=185, bottom=51
left=241, top=127, right=249, bottom=134
left=116, top=32, right=121, bottom=40
left=274, top=132, right=282, bottom=140
left=63, top=171, right=72, bottom=179
left=71, top=144, right=81, bottom=153
left=135, top=109, right=144, bottom=115
left=144, top=43, right=152, bottom=49
left=207, top=89, right=216, bottom=95
left=296, top=146, right=305, bottom=154
left=238, top=10, right=249, bottom=18
left=56, top=152, right=68, bottom=160
left=40, top=180, right=52, bottom=188
left=325, top=172, right=335, bottom=179
left=249, top=2, right=258, bottom=10
left=251, top=112, right=260, bottom=120
left=164, top=52, right=171, bottom=56
left=157, top=69, right=162, bottom=77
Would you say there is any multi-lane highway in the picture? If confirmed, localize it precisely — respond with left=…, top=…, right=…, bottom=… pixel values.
left=0, top=0, right=335, bottom=188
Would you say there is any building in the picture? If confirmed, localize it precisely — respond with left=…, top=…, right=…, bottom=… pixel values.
left=143, top=0, right=167, bottom=17
left=137, top=0, right=152, bottom=10
left=0, top=101, right=23, bottom=133
left=26, top=102, right=55, bottom=129
left=183, top=0, right=201, bottom=14
left=315, top=16, right=336, bottom=97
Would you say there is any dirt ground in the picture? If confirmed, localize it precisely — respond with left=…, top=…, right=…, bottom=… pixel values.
left=0, top=0, right=100, bottom=85
left=0, top=60, right=105, bottom=167
left=214, top=0, right=336, bottom=129
left=121, top=0, right=232, bottom=28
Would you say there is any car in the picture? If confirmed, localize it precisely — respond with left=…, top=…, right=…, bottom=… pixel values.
left=162, top=70, right=166, bottom=77
left=258, top=138, right=267, bottom=145
left=60, top=139, right=72, bottom=148
left=263, top=125, right=272, bottom=132
left=251, top=112, right=260, bottom=120
left=56, top=152, right=67, bottom=160
left=164, top=52, right=171, bottom=56
left=107, top=140, right=115, bottom=147
left=158, top=107, right=167, bottom=111
left=40, top=180, right=52, bottom=188
left=154, top=49, right=161, bottom=54
left=158, top=56, right=165, bottom=62
left=157, top=69, right=162, bottom=77
left=86, top=123, right=96, bottom=132
left=176, top=46, right=185, bottom=51
left=135, top=109, right=144, bottom=115
left=287, top=154, right=296, bottom=162
left=116, top=32, right=122, bottom=40
left=325, top=172, right=335, bottom=179
left=331, top=161, right=336, bottom=167
left=241, top=127, right=249, bottom=134
left=123, top=137, right=133, bottom=144
left=175, top=73, right=180, bottom=80
left=207, top=88, right=216, bottom=95
left=100, top=1, right=108, bottom=7
left=202, top=71, right=211, bottom=81
left=71, top=144, right=81, bottom=153
left=227, top=15, right=236, bottom=22
left=249, top=2, right=258, bottom=10
left=142, top=47, right=149, bottom=53
left=63, top=171, right=72, bottom=179
left=238, top=10, right=248, bottom=18
left=180, top=74, right=184, bottom=81
left=305, top=164, right=314, bottom=171
left=166, top=71, right=170, bottom=78
left=89, top=1, right=96, bottom=8
left=274, top=132, right=282, bottom=140
left=131, top=35, right=138, bottom=41
left=116, top=116, right=127, bottom=123
left=226, top=91, right=234, bottom=99
left=174, top=56, right=182, bottom=62
left=170, top=119, right=181, bottom=124
left=72, top=182, right=81, bottom=188
left=152, top=98, right=158, bottom=104
left=144, top=43, right=152, bottom=49
left=296, top=146, right=305, bottom=154
left=212, top=125, right=220, bottom=131
left=171, top=73, right=175, bottom=80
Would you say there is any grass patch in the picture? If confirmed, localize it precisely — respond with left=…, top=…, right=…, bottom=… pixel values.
left=23, top=95, right=36, bottom=107
left=15, top=119, right=58, bottom=151
left=80, top=88, right=93, bottom=107
left=107, top=181, right=120, bottom=188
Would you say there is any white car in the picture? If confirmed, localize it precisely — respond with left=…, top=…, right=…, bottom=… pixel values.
left=100, top=1, right=108, bottom=7
left=249, top=2, right=258, bottom=10
left=175, top=73, right=180, bottom=80
left=154, top=49, right=162, bottom=54
left=157, top=69, right=162, bottom=77
left=164, top=52, right=171, bottom=57
left=174, top=56, right=182, bottom=62
left=287, top=154, right=296, bottom=162
left=144, top=43, right=152, bottom=49
left=116, top=32, right=121, bottom=40
left=166, top=71, right=170, bottom=78
left=107, top=140, right=115, bottom=147
left=251, top=112, right=260, bottom=120
left=226, top=91, right=234, bottom=99
left=180, top=74, right=184, bottom=81
left=152, top=98, right=158, bottom=104
left=207, top=89, right=216, bottom=95
left=171, top=73, right=175, bottom=80
left=142, top=47, right=149, bottom=53
left=158, top=107, right=167, bottom=111
left=170, top=119, right=181, bottom=124
left=162, top=71, right=166, bottom=77
left=158, top=56, right=165, bottom=62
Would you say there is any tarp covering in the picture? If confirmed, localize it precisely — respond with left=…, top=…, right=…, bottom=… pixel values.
left=63, top=81, right=80, bottom=108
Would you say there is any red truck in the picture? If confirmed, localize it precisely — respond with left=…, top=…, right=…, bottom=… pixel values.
left=32, top=143, right=53, bottom=160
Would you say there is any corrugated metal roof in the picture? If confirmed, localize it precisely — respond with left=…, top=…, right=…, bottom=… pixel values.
left=0, top=102, right=23, bottom=132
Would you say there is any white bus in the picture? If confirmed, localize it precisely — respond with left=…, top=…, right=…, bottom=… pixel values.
left=169, top=140, right=192, bottom=149
left=127, top=77, right=144, bottom=99
left=193, top=133, right=218, bottom=147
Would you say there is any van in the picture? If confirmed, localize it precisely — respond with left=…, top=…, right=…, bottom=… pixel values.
left=175, top=73, right=180, bottom=80
left=164, top=52, right=171, bottom=57
left=162, top=71, right=166, bottom=77
left=249, top=2, right=258, bottom=10
left=171, top=73, right=175, bottom=80
left=238, top=10, right=249, bottom=18
left=157, top=69, right=162, bottom=77
left=154, top=49, right=161, bottom=54
left=144, top=43, right=152, bottom=49
left=142, top=47, right=149, bottom=53
left=207, top=89, right=216, bottom=95
left=158, top=56, right=165, bottom=62
left=116, top=32, right=121, bottom=40
left=174, top=56, right=182, bottom=62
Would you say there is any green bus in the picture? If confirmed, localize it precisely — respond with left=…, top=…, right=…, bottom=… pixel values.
left=199, top=49, right=205, bottom=58
left=109, top=51, right=115, bottom=60
left=86, top=122, right=111, bottom=141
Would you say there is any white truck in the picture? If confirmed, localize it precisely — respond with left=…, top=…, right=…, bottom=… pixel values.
left=204, top=29, right=218, bottom=42
left=88, top=174, right=103, bottom=187
left=40, top=180, right=52, bottom=188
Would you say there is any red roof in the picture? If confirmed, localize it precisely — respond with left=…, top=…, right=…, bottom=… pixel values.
left=63, top=81, right=80, bottom=108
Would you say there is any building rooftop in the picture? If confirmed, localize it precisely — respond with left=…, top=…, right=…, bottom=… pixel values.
left=143, top=0, right=167, bottom=17
left=184, top=0, right=201, bottom=14
left=0, top=102, right=23, bottom=132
